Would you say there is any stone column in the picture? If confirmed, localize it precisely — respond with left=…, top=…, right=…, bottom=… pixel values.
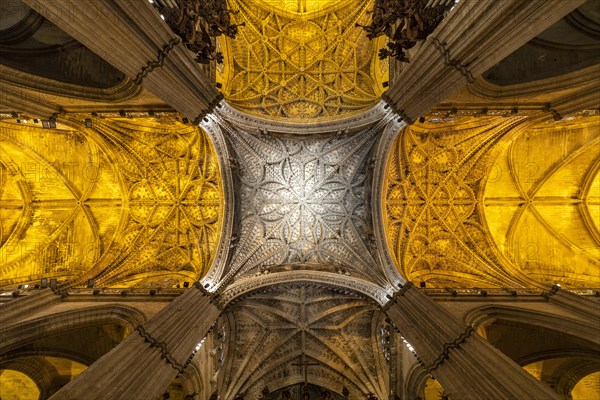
left=385, top=283, right=560, bottom=400
left=48, top=284, right=222, bottom=400
left=22, top=0, right=222, bottom=122
left=383, top=0, right=587, bottom=123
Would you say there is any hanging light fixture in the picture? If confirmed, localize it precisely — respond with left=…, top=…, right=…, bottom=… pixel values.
left=153, top=0, right=244, bottom=64
left=357, top=0, right=456, bottom=63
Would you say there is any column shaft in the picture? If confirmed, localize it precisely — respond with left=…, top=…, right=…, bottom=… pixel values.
left=22, top=0, right=222, bottom=121
left=48, top=287, right=221, bottom=400
left=383, top=0, right=587, bottom=122
left=386, top=283, right=560, bottom=400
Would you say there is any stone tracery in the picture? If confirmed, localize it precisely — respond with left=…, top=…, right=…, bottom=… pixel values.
left=217, top=283, right=389, bottom=398
left=0, top=117, right=224, bottom=287
left=383, top=116, right=532, bottom=288
left=221, top=119, right=388, bottom=286
left=217, top=0, right=388, bottom=120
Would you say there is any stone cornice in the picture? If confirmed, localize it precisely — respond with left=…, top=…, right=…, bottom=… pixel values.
left=0, top=64, right=142, bottom=103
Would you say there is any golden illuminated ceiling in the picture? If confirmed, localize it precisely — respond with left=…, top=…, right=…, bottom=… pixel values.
left=383, top=116, right=600, bottom=288
left=217, top=0, right=387, bottom=120
left=0, top=117, right=223, bottom=288
left=483, top=117, right=600, bottom=287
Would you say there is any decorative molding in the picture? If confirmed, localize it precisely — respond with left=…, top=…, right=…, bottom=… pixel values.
left=371, top=116, right=408, bottom=286
left=424, top=326, right=475, bottom=373
left=215, top=100, right=392, bottom=137
left=468, top=64, right=600, bottom=101
left=0, top=10, right=45, bottom=45
left=0, top=64, right=142, bottom=103
left=199, top=113, right=236, bottom=291
left=133, top=37, right=182, bottom=85
left=135, top=325, right=186, bottom=372
left=220, top=271, right=391, bottom=306
left=431, top=37, right=475, bottom=84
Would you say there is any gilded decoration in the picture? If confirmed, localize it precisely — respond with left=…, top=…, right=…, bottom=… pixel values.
left=217, top=0, right=388, bottom=120
left=383, top=117, right=532, bottom=288
left=383, top=116, right=600, bottom=288
left=483, top=117, right=600, bottom=287
left=0, top=118, right=223, bottom=287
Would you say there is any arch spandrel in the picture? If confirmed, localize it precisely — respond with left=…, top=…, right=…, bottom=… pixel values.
left=482, top=117, right=600, bottom=287
left=0, top=117, right=225, bottom=288
left=216, top=0, right=388, bottom=121
left=381, top=116, right=534, bottom=288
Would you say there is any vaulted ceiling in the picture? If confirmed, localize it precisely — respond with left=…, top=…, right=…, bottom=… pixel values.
left=0, top=117, right=223, bottom=287
left=216, top=0, right=387, bottom=120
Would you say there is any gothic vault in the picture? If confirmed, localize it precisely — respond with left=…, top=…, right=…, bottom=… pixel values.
left=0, top=0, right=599, bottom=399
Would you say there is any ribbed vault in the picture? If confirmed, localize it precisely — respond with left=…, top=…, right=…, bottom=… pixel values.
left=383, top=115, right=600, bottom=288
left=217, top=283, right=389, bottom=398
left=0, top=117, right=223, bottom=287
left=382, top=117, right=531, bottom=287
left=217, top=0, right=387, bottom=120
left=483, top=116, right=600, bottom=287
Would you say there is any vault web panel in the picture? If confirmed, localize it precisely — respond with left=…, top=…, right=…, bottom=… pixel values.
left=225, top=128, right=383, bottom=282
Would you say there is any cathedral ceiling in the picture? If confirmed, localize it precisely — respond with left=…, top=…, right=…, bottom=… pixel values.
left=383, top=116, right=600, bottom=288
left=483, top=117, right=600, bottom=288
left=383, top=116, right=530, bottom=288
left=482, top=2, right=600, bottom=86
left=216, top=0, right=388, bottom=121
left=206, top=114, right=392, bottom=291
left=217, top=284, right=389, bottom=398
left=0, top=117, right=223, bottom=288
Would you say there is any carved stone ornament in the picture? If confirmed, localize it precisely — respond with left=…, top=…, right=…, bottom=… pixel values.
left=217, top=283, right=390, bottom=397
left=204, top=106, right=401, bottom=293
left=358, top=0, right=455, bottom=62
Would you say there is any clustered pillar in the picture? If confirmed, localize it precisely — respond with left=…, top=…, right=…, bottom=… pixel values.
left=48, top=285, right=222, bottom=400
left=383, top=0, right=586, bottom=123
left=385, top=282, right=561, bottom=400
left=23, top=0, right=222, bottom=122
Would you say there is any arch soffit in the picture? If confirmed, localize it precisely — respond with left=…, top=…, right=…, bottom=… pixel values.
left=219, top=271, right=391, bottom=307
left=464, top=304, right=600, bottom=347
left=0, top=304, right=147, bottom=353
